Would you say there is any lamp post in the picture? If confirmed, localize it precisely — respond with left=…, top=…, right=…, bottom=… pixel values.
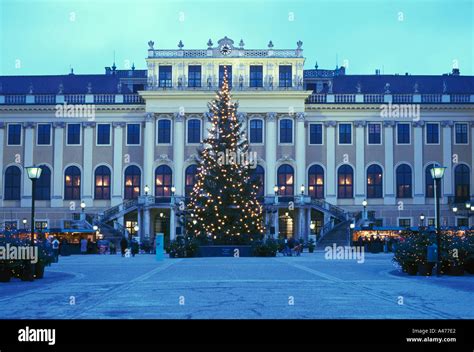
left=144, top=185, right=150, bottom=196
left=300, top=184, right=305, bottom=196
left=26, top=166, right=42, bottom=245
left=171, top=186, right=176, bottom=196
left=362, top=199, right=368, bottom=220
left=419, top=213, right=425, bottom=228
left=22, top=218, right=27, bottom=230
left=80, top=200, right=86, bottom=212
left=430, top=166, right=446, bottom=276
left=350, top=222, right=355, bottom=245
left=273, top=185, right=278, bottom=196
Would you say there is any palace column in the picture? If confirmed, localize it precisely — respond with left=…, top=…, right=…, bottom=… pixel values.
left=51, top=122, right=65, bottom=208
left=0, top=123, right=4, bottom=207
left=173, top=112, right=185, bottom=195
left=21, top=122, right=35, bottom=207
left=441, top=121, right=453, bottom=198
left=325, top=121, right=337, bottom=204
left=383, top=121, right=396, bottom=205
left=143, top=113, right=155, bottom=196
left=295, top=112, right=306, bottom=194
left=169, top=207, right=176, bottom=241
left=354, top=121, right=366, bottom=204
left=298, top=207, right=306, bottom=240
left=82, top=122, right=95, bottom=207
left=112, top=122, right=125, bottom=206
left=265, top=112, right=277, bottom=195
left=143, top=208, right=151, bottom=240
left=413, top=121, right=424, bottom=204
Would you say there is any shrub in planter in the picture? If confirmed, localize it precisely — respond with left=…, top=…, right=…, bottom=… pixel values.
left=252, top=239, right=278, bottom=257
left=441, top=234, right=467, bottom=276
left=393, top=231, right=430, bottom=275
left=169, top=235, right=200, bottom=258
left=463, top=231, right=474, bottom=274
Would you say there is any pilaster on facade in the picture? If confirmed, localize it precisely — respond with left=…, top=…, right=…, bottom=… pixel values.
left=51, top=122, right=66, bottom=207
left=295, top=112, right=306, bottom=194
left=82, top=121, right=95, bottom=207
left=21, top=122, right=35, bottom=207
left=413, top=120, right=425, bottom=204
left=441, top=120, right=453, bottom=197
left=173, top=111, right=185, bottom=196
left=383, top=120, right=396, bottom=205
left=324, top=121, right=337, bottom=203
left=265, top=112, right=277, bottom=194
left=112, top=122, right=126, bottom=206
left=143, top=113, right=155, bottom=197
left=354, top=120, right=366, bottom=204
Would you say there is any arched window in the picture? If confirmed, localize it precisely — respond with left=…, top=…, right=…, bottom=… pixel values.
left=454, top=164, right=470, bottom=202
left=367, top=164, right=383, bottom=198
left=396, top=164, right=412, bottom=198
left=425, top=163, right=440, bottom=198
left=155, top=165, right=172, bottom=197
left=250, top=165, right=265, bottom=197
left=35, top=165, right=51, bottom=200
left=185, top=165, right=199, bottom=198
left=124, top=165, right=141, bottom=200
left=94, top=166, right=111, bottom=200
left=337, top=165, right=353, bottom=198
left=308, top=165, right=324, bottom=199
left=4, top=166, right=21, bottom=200
left=277, top=164, right=294, bottom=196
left=64, top=166, right=81, bottom=200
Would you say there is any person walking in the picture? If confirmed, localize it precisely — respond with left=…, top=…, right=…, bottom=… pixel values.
left=80, top=238, right=88, bottom=254
left=52, top=237, right=60, bottom=263
left=120, top=237, right=128, bottom=257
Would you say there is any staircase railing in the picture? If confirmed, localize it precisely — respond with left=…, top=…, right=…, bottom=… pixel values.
left=311, top=199, right=348, bottom=221
left=318, top=219, right=351, bottom=244
left=100, top=199, right=138, bottom=223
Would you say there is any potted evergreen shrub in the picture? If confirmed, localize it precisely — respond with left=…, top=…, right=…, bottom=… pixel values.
left=443, top=235, right=466, bottom=276
left=393, top=234, right=419, bottom=275
left=463, top=231, right=474, bottom=274
left=308, top=239, right=315, bottom=253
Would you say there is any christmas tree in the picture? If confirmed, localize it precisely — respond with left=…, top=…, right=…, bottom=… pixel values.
left=186, top=67, right=265, bottom=244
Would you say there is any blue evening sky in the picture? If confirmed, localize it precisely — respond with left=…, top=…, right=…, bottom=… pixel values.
left=0, top=0, right=473, bottom=76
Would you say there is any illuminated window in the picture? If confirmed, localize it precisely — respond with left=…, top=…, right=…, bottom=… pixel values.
left=185, top=165, right=198, bottom=198
left=95, top=166, right=111, bottom=200
left=250, top=165, right=265, bottom=197
left=124, top=165, right=141, bottom=199
left=64, top=166, right=81, bottom=200
left=308, top=165, right=324, bottom=199
left=396, top=164, right=412, bottom=198
left=367, top=164, right=383, bottom=198
left=155, top=165, right=172, bottom=197
left=277, top=164, right=294, bottom=196
left=337, top=165, right=353, bottom=198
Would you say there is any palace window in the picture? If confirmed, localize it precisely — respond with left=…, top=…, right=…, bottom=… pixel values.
left=396, top=164, right=412, bottom=198
left=426, top=123, right=439, bottom=144
left=188, top=65, right=202, bottom=88
left=308, top=165, right=324, bottom=199
left=5, top=221, right=18, bottom=230
left=309, top=124, right=323, bottom=145
left=7, top=124, right=21, bottom=145
left=454, top=164, right=470, bottom=202
left=397, top=123, right=410, bottom=144
left=250, top=165, right=265, bottom=198
left=367, top=164, right=383, bottom=198
left=94, top=166, right=111, bottom=200
left=455, top=123, right=468, bottom=144
left=67, top=124, right=81, bottom=145
left=279, top=119, right=293, bottom=144
left=277, top=164, right=294, bottom=196
left=368, top=123, right=381, bottom=144
left=187, top=119, right=201, bottom=144
left=157, top=119, right=171, bottom=144
left=279, top=65, right=292, bottom=87
left=219, top=65, right=232, bottom=88
left=185, top=165, right=198, bottom=198
left=37, top=124, right=51, bottom=145
left=398, top=218, right=412, bottom=228
left=338, top=123, right=352, bottom=144
left=126, top=124, right=140, bottom=145
left=64, top=166, right=81, bottom=200
left=35, top=165, right=51, bottom=200
left=124, top=165, right=141, bottom=200
left=249, top=65, right=263, bottom=88
left=155, top=165, right=172, bottom=197
left=97, top=124, right=111, bottom=145
left=337, top=165, right=353, bottom=198
left=249, top=119, right=263, bottom=144
left=35, top=221, right=48, bottom=231
left=457, top=217, right=469, bottom=227
left=159, top=66, right=172, bottom=88
left=4, top=165, right=21, bottom=200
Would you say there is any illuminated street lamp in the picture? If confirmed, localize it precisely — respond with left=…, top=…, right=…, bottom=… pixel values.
left=430, top=166, right=446, bottom=276
left=171, top=186, right=176, bottom=196
left=22, top=218, right=27, bottom=230
left=144, top=185, right=150, bottom=196
left=300, top=184, right=305, bottom=195
left=93, top=225, right=98, bottom=231
left=80, top=200, right=86, bottom=212
left=419, top=213, right=425, bottom=227
left=273, top=185, right=278, bottom=196
left=362, top=199, right=368, bottom=220
left=452, top=206, right=458, bottom=213
left=26, top=165, right=42, bottom=245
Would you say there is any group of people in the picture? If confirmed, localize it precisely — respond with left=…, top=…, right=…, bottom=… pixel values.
left=119, top=236, right=140, bottom=257
left=282, top=237, right=305, bottom=256
left=355, top=235, right=398, bottom=253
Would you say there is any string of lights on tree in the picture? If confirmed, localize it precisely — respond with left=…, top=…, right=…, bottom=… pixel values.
left=186, top=66, right=265, bottom=244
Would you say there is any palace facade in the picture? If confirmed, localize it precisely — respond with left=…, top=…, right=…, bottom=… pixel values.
left=1, top=37, right=473, bottom=243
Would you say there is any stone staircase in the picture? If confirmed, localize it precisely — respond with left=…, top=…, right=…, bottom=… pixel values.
left=316, top=219, right=351, bottom=249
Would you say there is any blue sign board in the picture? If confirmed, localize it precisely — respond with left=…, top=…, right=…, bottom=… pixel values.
left=155, top=233, right=164, bottom=261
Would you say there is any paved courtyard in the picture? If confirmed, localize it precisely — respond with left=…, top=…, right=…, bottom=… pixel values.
left=0, top=252, right=473, bottom=319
